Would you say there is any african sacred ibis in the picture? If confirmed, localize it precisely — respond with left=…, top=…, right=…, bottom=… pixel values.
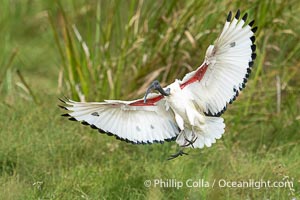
left=60, top=10, right=257, bottom=159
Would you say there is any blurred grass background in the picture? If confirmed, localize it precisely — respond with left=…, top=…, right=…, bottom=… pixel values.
left=0, top=0, right=299, bottom=199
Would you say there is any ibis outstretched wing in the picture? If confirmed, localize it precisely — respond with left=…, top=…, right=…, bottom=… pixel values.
left=180, top=10, right=257, bottom=116
left=60, top=95, right=179, bottom=144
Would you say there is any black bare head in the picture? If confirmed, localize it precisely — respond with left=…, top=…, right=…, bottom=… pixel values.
left=144, top=80, right=170, bottom=103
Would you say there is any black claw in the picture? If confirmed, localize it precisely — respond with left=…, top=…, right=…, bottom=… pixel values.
left=242, top=13, right=248, bottom=21
left=167, top=150, right=188, bottom=160
left=235, top=9, right=240, bottom=19
left=227, top=11, right=232, bottom=22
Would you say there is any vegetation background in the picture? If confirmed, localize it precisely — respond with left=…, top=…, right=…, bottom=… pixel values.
left=0, top=0, right=299, bottom=199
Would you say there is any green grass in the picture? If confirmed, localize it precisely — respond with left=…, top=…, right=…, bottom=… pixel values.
left=0, top=0, right=300, bottom=199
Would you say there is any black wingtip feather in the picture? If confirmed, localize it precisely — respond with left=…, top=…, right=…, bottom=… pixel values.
left=107, top=132, right=114, bottom=136
left=242, top=13, right=248, bottom=21
left=90, top=124, right=98, bottom=129
left=251, top=44, right=256, bottom=51
left=81, top=121, right=89, bottom=126
left=204, top=106, right=226, bottom=117
left=249, top=61, right=254, bottom=67
left=58, top=105, right=68, bottom=110
left=250, top=36, right=256, bottom=43
left=166, top=136, right=177, bottom=142
left=62, top=95, right=70, bottom=100
left=251, top=26, right=258, bottom=33
left=249, top=20, right=255, bottom=27
left=228, top=88, right=241, bottom=104
left=232, top=96, right=236, bottom=101
left=68, top=117, right=77, bottom=121
left=235, top=9, right=240, bottom=19
left=227, top=11, right=232, bottom=22
left=251, top=53, right=257, bottom=60
left=61, top=113, right=70, bottom=117
left=58, top=98, right=66, bottom=104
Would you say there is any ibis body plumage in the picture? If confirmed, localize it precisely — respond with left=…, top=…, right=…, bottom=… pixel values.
left=60, top=10, right=257, bottom=154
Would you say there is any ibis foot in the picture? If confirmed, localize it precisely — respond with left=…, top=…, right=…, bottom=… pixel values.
left=167, top=149, right=188, bottom=160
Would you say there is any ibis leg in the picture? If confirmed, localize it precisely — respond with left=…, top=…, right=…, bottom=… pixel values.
left=180, top=130, right=197, bottom=148
left=180, top=137, right=198, bottom=148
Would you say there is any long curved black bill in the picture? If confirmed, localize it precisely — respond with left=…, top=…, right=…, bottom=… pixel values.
left=157, top=86, right=170, bottom=96
left=144, top=85, right=155, bottom=103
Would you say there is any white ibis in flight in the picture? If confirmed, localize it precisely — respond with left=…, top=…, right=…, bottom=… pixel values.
left=59, top=10, right=257, bottom=159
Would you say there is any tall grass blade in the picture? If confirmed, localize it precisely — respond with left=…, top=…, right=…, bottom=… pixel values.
left=16, top=70, right=39, bottom=104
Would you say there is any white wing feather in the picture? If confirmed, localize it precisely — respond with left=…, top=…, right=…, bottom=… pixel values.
left=180, top=10, right=257, bottom=116
left=61, top=98, right=179, bottom=144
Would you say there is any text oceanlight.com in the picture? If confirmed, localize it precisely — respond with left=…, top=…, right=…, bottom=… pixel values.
left=143, top=179, right=294, bottom=190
